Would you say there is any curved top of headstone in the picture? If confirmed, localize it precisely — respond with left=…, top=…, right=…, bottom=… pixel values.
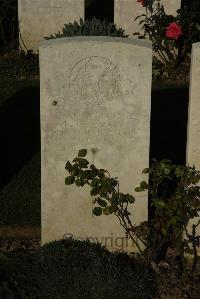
left=39, top=36, right=152, bottom=49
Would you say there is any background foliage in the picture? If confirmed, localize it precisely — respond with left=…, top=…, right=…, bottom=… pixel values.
left=136, top=0, right=200, bottom=81
left=45, top=17, right=128, bottom=39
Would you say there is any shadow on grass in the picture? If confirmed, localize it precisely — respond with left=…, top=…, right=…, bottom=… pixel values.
left=150, top=86, right=189, bottom=165
left=0, top=86, right=40, bottom=188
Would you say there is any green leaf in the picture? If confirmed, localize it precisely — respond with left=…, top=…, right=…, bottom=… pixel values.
left=175, top=167, right=184, bottom=177
left=90, top=164, right=97, bottom=171
left=170, top=217, right=178, bottom=225
left=111, top=178, right=118, bottom=187
left=65, top=176, right=75, bottom=185
left=103, top=206, right=117, bottom=215
left=98, top=171, right=105, bottom=179
left=135, top=187, right=143, bottom=192
left=78, top=149, right=87, bottom=157
left=65, top=161, right=72, bottom=172
left=154, top=200, right=166, bottom=208
left=72, top=163, right=79, bottom=170
left=97, top=198, right=107, bottom=207
left=140, top=181, right=148, bottom=190
left=127, top=194, right=135, bottom=203
left=71, top=169, right=79, bottom=176
left=119, top=193, right=127, bottom=203
left=88, top=171, right=98, bottom=179
left=73, top=158, right=89, bottom=168
left=91, top=178, right=99, bottom=187
left=75, top=179, right=85, bottom=187
left=142, top=168, right=149, bottom=174
left=93, top=207, right=102, bottom=216
left=90, top=188, right=100, bottom=196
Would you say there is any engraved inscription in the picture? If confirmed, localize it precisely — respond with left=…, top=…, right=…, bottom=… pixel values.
left=69, top=56, right=121, bottom=105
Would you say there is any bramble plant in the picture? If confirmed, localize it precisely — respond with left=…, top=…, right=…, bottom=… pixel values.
left=65, top=149, right=200, bottom=274
left=65, top=149, right=143, bottom=255
left=140, top=159, right=200, bottom=272
left=135, top=0, right=200, bottom=67
left=135, top=0, right=182, bottom=65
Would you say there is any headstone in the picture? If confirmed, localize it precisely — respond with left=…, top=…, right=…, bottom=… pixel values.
left=186, top=42, right=200, bottom=238
left=40, top=36, right=152, bottom=252
left=114, top=0, right=181, bottom=36
left=18, top=0, right=84, bottom=52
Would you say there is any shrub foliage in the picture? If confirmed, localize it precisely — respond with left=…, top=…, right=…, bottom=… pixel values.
left=45, top=17, right=128, bottom=39
left=65, top=149, right=200, bottom=274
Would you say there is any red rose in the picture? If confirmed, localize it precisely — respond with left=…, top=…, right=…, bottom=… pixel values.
left=166, top=22, right=182, bottom=40
left=137, top=0, right=146, bottom=7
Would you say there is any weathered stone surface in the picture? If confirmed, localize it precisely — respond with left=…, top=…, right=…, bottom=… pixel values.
left=114, top=0, right=181, bottom=36
left=18, top=0, right=84, bottom=52
left=40, top=36, right=152, bottom=252
left=161, top=0, right=181, bottom=15
left=186, top=42, right=200, bottom=237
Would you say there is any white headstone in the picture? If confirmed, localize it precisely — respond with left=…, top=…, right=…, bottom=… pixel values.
left=186, top=42, right=200, bottom=238
left=40, top=36, right=152, bottom=252
left=18, top=0, right=84, bottom=52
left=114, top=0, right=181, bottom=36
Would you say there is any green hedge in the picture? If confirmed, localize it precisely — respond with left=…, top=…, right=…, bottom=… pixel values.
left=0, top=239, right=158, bottom=298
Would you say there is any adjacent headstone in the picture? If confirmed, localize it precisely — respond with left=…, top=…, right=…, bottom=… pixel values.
left=114, top=0, right=181, bottom=36
left=186, top=42, right=200, bottom=238
left=18, top=0, right=84, bottom=52
left=40, top=36, right=152, bottom=252
left=18, top=0, right=181, bottom=52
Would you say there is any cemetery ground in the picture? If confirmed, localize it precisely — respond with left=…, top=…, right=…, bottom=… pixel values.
left=0, top=78, right=199, bottom=298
